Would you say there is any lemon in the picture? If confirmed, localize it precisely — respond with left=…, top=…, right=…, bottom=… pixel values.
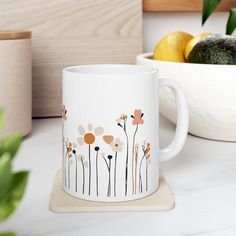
left=185, top=32, right=213, bottom=60
left=153, top=31, right=193, bottom=62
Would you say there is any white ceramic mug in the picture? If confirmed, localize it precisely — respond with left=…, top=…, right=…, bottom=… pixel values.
left=62, top=64, right=188, bottom=202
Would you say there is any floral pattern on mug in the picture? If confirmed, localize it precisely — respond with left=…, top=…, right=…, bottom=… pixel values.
left=63, top=108, right=152, bottom=197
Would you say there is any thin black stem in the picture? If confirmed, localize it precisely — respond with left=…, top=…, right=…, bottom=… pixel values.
left=88, top=144, right=91, bottom=195
left=81, top=159, right=85, bottom=194
left=103, top=156, right=110, bottom=197
left=139, top=155, right=145, bottom=193
left=108, top=159, right=111, bottom=197
left=135, top=146, right=138, bottom=194
left=96, top=150, right=99, bottom=196
left=118, top=120, right=129, bottom=196
left=146, top=158, right=148, bottom=191
left=75, top=154, right=78, bottom=192
left=123, top=120, right=129, bottom=196
left=103, top=156, right=109, bottom=169
left=68, top=161, right=70, bottom=189
left=139, top=175, right=142, bottom=193
left=114, top=151, right=117, bottom=197
left=62, top=125, right=65, bottom=186
left=64, top=151, right=68, bottom=188
left=132, top=124, right=138, bottom=194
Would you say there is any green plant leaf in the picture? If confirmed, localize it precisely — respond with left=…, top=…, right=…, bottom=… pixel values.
left=226, top=7, right=236, bottom=35
left=202, top=0, right=221, bottom=25
left=0, top=232, right=18, bottom=236
left=0, top=133, right=23, bottom=159
left=0, top=171, right=29, bottom=222
left=0, top=109, right=4, bottom=133
left=0, top=154, right=12, bottom=199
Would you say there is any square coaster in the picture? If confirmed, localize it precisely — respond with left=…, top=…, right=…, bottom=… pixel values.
left=49, top=170, right=175, bottom=212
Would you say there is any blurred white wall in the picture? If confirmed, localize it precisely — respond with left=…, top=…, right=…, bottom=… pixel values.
left=143, top=12, right=236, bottom=52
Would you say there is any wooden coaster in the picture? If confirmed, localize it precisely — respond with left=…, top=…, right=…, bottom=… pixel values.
left=49, top=170, right=175, bottom=212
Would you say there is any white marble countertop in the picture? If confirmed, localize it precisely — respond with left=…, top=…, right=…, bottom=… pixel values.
left=1, top=116, right=236, bottom=236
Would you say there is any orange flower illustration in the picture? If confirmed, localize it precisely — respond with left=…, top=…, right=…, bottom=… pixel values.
left=62, top=105, right=67, bottom=121
left=131, top=109, right=144, bottom=125
left=77, top=123, right=104, bottom=145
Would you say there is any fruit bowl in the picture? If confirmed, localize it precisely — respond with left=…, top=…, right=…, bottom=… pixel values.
left=136, top=52, right=236, bottom=141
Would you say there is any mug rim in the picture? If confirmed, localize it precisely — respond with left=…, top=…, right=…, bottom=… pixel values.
left=63, top=64, right=158, bottom=76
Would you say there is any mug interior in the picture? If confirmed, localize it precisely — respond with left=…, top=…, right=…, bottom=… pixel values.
left=64, top=64, right=157, bottom=76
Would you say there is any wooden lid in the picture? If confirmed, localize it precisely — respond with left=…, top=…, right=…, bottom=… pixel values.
left=0, top=31, right=31, bottom=40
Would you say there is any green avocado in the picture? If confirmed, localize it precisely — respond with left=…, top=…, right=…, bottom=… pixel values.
left=187, top=34, right=236, bottom=65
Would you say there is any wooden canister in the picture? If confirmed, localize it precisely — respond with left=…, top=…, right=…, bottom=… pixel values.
left=0, top=31, right=32, bottom=138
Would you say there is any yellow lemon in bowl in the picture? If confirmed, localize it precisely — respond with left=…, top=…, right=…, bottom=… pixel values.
left=153, top=31, right=193, bottom=62
left=184, top=32, right=213, bottom=60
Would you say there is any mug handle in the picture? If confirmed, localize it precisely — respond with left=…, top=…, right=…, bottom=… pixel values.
left=159, top=78, right=189, bottom=162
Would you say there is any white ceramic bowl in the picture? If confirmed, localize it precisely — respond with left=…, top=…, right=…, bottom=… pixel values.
left=136, top=52, right=236, bottom=141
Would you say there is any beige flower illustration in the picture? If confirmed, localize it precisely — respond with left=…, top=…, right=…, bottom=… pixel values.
left=110, top=138, right=123, bottom=152
left=116, top=114, right=127, bottom=123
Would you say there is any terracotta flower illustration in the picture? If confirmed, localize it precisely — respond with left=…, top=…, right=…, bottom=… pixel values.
left=131, top=109, right=144, bottom=194
left=62, top=104, right=67, bottom=121
left=103, top=135, right=114, bottom=145
left=77, top=123, right=104, bottom=195
left=131, top=109, right=144, bottom=125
